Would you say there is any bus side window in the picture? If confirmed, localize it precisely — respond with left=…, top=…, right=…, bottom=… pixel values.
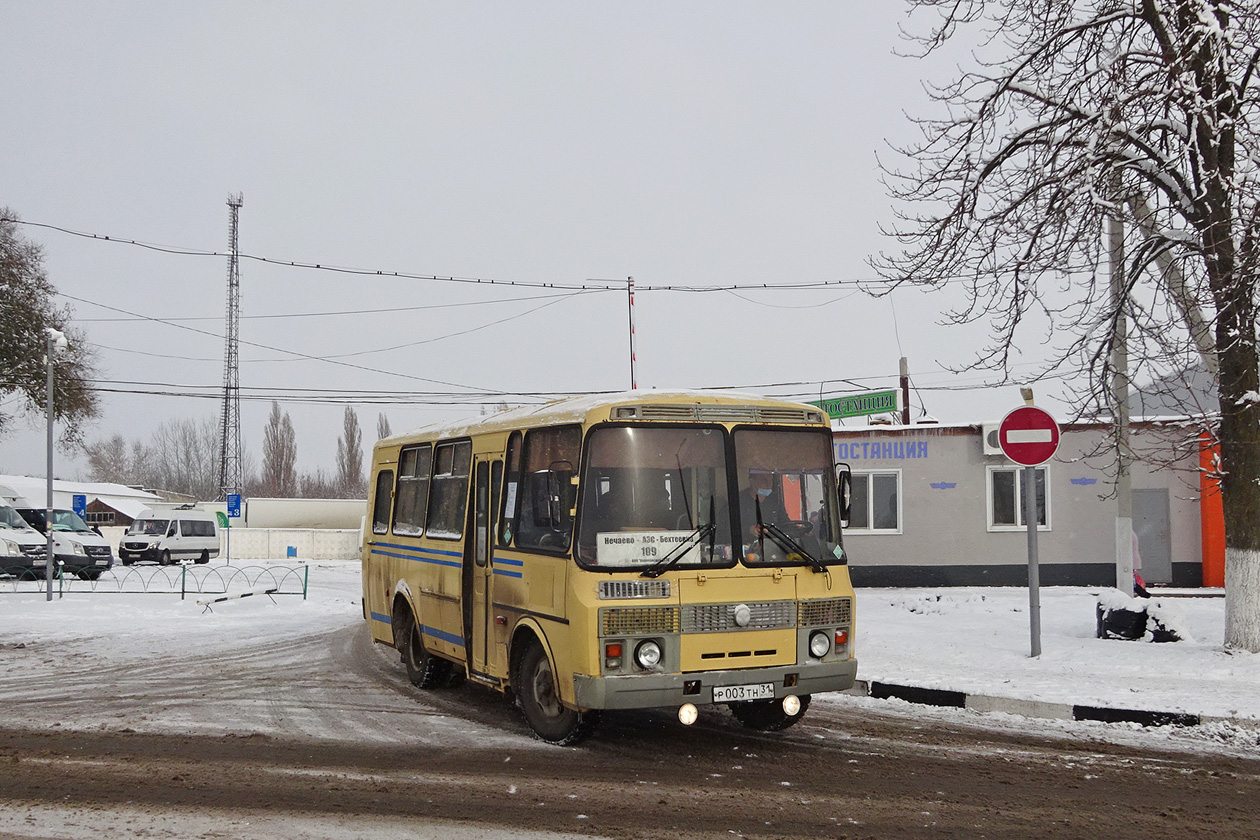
left=371, top=469, right=394, bottom=535
left=393, top=444, right=432, bottom=536
left=516, top=425, right=581, bottom=551
left=499, top=431, right=522, bottom=546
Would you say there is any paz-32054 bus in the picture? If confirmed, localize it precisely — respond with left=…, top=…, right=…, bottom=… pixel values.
left=362, top=391, right=856, bottom=744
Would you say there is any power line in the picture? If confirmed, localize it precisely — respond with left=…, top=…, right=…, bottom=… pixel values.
left=9, top=216, right=890, bottom=291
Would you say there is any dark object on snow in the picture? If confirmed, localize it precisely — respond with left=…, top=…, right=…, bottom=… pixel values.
left=1096, top=602, right=1148, bottom=640
left=1146, top=612, right=1182, bottom=643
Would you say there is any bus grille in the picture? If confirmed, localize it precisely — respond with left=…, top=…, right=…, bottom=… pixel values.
left=598, top=580, right=672, bottom=600
left=798, top=598, right=852, bottom=627
left=682, top=601, right=795, bottom=633
left=601, top=606, right=681, bottom=635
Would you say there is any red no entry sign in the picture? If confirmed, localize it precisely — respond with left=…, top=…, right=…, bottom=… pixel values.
left=998, top=405, right=1060, bottom=466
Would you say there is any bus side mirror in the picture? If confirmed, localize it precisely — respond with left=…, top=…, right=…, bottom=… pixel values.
left=836, top=464, right=852, bottom=529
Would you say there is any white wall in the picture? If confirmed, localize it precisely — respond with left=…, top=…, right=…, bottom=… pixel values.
left=101, top=526, right=362, bottom=562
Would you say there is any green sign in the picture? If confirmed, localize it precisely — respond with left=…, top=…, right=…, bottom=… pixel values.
left=215, top=510, right=229, bottom=529
left=811, top=390, right=899, bottom=420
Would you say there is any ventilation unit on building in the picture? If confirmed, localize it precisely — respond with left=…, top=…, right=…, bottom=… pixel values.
left=981, top=423, right=1004, bottom=456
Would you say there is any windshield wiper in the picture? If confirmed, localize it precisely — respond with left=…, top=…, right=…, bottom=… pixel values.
left=640, top=521, right=716, bottom=579
left=758, top=519, right=829, bottom=574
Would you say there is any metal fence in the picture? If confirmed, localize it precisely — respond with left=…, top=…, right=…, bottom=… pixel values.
left=0, top=564, right=310, bottom=599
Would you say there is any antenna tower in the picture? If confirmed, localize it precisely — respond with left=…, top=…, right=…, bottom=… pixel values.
left=217, top=193, right=244, bottom=500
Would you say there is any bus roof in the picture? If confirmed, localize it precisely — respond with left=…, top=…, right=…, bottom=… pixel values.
left=377, top=390, right=828, bottom=449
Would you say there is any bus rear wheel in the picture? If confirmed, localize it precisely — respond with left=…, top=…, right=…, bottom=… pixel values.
left=397, top=611, right=452, bottom=689
left=729, top=695, right=811, bottom=731
left=516, top=641, right=599, bottom=745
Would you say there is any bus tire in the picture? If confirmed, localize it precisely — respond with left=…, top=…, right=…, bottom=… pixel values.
left=515, top=640, right=599, bottom=745
left=160, top=550, right=172, bottom=566
left=729, top=694, right=811, bottom=731
left=397, top=611, right=451, bottom=689
left=196, top=551, right=210, bottom=564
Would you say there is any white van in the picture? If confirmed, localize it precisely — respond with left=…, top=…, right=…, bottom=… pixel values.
left=10, top=504, right=115, bottom=580
left=0, top=503, right=49, bottom=580
left=119, top=507, right=220, bottom=565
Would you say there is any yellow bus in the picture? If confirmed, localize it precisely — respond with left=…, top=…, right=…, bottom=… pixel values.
left=362, top=391, right=856, bottom=744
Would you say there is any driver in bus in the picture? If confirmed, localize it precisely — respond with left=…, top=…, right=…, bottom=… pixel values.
left=740, top=471, right=789, bottom=544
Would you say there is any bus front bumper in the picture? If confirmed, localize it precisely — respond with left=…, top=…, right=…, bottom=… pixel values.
left=572, top=658, right=858, bottom=710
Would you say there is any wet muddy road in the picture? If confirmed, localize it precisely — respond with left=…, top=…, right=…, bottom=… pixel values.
left=2, top=624, right=1258, bottom=839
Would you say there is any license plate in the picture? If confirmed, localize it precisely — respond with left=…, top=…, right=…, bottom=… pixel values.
left=713, top=682, right=774, bottom=703
left=94, top=560, right=108, bottom=566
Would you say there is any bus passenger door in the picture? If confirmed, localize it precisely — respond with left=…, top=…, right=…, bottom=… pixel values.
left=463, top=459, right=498, bottom=676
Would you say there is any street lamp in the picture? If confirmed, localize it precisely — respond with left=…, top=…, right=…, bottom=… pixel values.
left=45, top=327, right=67, bottom=601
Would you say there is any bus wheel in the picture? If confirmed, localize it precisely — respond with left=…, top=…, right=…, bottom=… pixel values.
left=196, top=551, right=210, bottom=564
left=398, top=612, right=451, bottom=689
left=516, top=641, right=599, bottom=745
left=729, top=695, right=811, bottom=731
left=160, top=550, right=172, bottom=566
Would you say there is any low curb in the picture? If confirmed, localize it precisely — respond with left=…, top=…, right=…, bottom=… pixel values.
left=848, top=680, right=1246, bottom=729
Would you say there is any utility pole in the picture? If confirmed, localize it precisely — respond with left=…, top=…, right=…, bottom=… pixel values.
left=1109, top=177, right=1133, bottom=593
left=627, top=276, right=637, bottom=390
left=899, top=357, right=911, bottom=425
left=217, top=193, right=244, bottom=501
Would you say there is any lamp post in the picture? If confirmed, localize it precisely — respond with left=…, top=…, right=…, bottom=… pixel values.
left=45, top=327, right=67, bottom=601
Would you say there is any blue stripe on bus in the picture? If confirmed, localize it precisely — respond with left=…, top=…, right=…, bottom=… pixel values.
left=491, top=554, right=524, bottom=578
left=370, top=547, right=462, bottom=569
left=376, top=541, right=463, bottom=558
left=422, top=624, right=465, bottom=647
left=370, top=611, right=392, bottom=625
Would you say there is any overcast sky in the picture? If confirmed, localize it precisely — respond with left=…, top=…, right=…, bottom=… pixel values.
left=1, top=2, right=1057, bottom=482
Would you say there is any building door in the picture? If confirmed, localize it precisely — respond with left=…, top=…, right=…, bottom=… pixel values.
left=1133, top=489, right=1172, bottom=584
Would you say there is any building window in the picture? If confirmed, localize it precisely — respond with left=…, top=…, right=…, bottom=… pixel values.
left=988, top=465, right=1049, bottom=530
left=848, top=471, right=900, bottom=533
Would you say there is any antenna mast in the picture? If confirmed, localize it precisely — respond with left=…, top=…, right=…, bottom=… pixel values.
left=217, top=193, right=244, bottom=500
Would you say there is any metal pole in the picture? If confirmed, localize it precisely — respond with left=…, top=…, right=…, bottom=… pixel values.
left=45, top=332, right=55, bottom=602
left=627, top=276, right=637, bottom=390
left=1025, top=465, right=1042, bottom=657
left=899, top=357, right=911, bottom=425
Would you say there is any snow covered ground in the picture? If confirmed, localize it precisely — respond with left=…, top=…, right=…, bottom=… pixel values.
left=2, top=560, right=1258, bottom=754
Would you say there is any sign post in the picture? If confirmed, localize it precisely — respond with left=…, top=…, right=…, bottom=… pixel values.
left=226, top=494, right=242, bottom=566
left=998, top=405, right=1061, bottom=658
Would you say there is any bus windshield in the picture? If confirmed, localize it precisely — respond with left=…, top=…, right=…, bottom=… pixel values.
left=733, top=427, right=845, bottom=568
left=577, top=425, right=733, bottom=570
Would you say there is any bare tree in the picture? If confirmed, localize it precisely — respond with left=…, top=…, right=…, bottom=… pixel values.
left=875, top=1, right=1260, bottom=648
left=85, top=433, right=131, bottom=484
left=335, top=406, right=365, bottom=498
left=1, top=210, right=99, bottom=447
left=260, top=402, right=298, bottom=498
left=376, top=412, right=392, bottom=440
left=299, top=467, right=339, bottom=499
left=87, top=417, right=221, bottom=499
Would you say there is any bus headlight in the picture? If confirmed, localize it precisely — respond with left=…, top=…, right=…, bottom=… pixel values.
left=634, top=639, right=663, bottom=670
left=808, top=630, right=831, bottom=659
left=782, top=695, right=801, bottom=716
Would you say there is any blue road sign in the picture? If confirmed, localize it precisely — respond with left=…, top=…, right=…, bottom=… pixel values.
left=72, top=494, right=87, bottom=517
left=227, top=494, right=242, bottom=518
